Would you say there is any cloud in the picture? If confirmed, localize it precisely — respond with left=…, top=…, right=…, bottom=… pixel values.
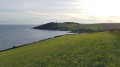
left=0, top=0, right=119, bottom=24
left=0, top=0, right=84, bottom=24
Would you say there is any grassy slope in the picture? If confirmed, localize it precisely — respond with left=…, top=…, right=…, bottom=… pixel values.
left=57, top=23, right=102, bottom=31
left=57, top=23, right=120, bottom=31
left=79, top=24, right=102, bottom=31
left=34, top=22, right=102, bottom=32
left=0, top=32, right=120, bottom=67
left=34, top=23, right=120, bottom=32
left=58, top=23, right=78, bottom=29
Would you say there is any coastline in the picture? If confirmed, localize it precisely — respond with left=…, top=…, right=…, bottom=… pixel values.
left=0, top=34, right=75, bottom=52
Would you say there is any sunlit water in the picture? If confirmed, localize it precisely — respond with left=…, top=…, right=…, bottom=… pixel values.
left=0, top=25, right=70, bottom=51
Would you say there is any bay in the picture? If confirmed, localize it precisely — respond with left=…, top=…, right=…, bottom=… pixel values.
left=0, top=25, right=70, bottom=51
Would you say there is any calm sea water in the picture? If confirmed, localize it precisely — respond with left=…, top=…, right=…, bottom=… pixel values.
left=0, top=25, right=70, bottom=51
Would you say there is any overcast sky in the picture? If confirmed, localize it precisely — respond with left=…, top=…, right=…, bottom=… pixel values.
left=0, top=0, right=120, bottom=24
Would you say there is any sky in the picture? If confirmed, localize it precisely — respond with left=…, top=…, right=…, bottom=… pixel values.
left=0, top=0, right=120, bottom=24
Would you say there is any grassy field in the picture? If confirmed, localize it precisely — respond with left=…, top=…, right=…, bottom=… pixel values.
left=33, top=22, right=102, bottom=32
left=57, top=23, right=102, bottom=32
left=34, top=22, right=120, bottom=32
left=79, top=24, right=102, bottom=31
left=0, top=31, right=120, bottom=67
left=58, top=23, right=102, bottom=31
left=58, top=23, right=79, bottom=29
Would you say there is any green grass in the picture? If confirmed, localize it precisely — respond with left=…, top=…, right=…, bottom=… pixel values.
left=79, top=24, right=102, bottom=31
left=34, top=22, right=103, bottom=32
left=58, top=23, right=102, bottom=31
left=0, top=32, right=120, bottom=67
left=58, top=23, right=78, bottom=29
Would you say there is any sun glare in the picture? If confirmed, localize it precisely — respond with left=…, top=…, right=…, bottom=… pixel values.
left=80, top=0, right=120, bottom=17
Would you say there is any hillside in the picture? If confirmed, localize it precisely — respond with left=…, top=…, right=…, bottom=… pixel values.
left=0, top=31, right=120, bottom=67
left=33, top=22, right=100, bottom=33
left=33, top=22, right=80, bottom=31
left=100, top=23, right=120, bottom=30
left=33, top=22, right=120, bottom=33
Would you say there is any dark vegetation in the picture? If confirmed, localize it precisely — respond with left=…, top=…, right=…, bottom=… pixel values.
left=33, top=22, right=120, bottom=33
left=33, top=22, right=96, bottom=33
left=33, top=22, right=80, bottom=31
left=71, top=29, right=95, bottom=33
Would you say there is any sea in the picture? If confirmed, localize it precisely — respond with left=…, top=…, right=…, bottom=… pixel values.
left=0, top=25, right=70, bottom=51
